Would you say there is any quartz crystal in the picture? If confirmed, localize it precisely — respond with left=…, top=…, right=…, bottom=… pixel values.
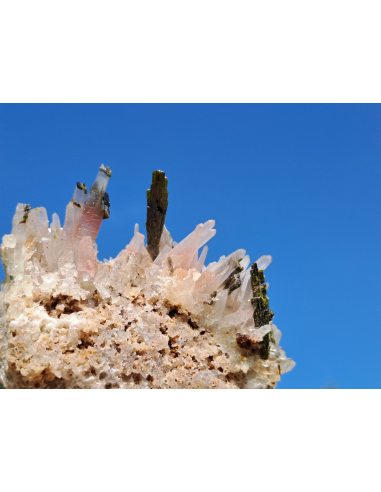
left=0, top=166, right=295, bottom=389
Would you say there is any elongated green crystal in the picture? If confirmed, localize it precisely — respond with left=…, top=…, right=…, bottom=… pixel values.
left=146, top=170, right=168, bottom=261
left=250, top=262, right=274, bottom=359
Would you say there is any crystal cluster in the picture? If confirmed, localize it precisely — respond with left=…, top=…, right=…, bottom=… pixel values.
left=0, top=167, right=294, bottom=389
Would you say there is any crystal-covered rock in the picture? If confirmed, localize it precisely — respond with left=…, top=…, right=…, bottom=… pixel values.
left=0, top=167, right=294, bottom=389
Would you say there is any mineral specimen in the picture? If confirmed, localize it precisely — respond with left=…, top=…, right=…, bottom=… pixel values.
left=0, top=166, right=295, bottom=389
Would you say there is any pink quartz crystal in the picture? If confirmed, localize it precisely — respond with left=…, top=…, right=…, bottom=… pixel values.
left=76, top=165, right=111, bottom=242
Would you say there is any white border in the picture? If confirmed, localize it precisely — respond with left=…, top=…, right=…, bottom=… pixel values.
left=0, top=390, right=379, bottom=491
left=0, top=1, right=379, bottom=102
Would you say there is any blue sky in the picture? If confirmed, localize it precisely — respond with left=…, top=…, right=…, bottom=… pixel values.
left=0, top=104, right=380, bottom=389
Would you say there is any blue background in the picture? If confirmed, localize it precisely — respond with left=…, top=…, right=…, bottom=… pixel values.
left=0, top=104, right=379, bottom=389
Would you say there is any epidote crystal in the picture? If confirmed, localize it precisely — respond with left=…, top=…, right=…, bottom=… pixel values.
left=0, top=167, right=295, bottom=389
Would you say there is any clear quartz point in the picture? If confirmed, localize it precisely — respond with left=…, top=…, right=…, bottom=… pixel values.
left=255, top=255, right=272, bottom=270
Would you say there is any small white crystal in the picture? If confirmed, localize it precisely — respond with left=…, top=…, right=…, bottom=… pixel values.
left=196, top=245, right=208, bottom=271
left=280, top=359, right=296, bottom=374
left=253, top=324, right=272, bottom=339
left=215, top=289, right=228, bottom=321
left=255, top=255, right=272, bottom=270
left=2, top=235, right=17, bottom=249
left=272, top=324, right=282, bottom=346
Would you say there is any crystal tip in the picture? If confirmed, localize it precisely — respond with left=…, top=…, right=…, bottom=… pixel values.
left=100, top=164, right=112, bottom=178
left=76, top=182, right=88, bottom=194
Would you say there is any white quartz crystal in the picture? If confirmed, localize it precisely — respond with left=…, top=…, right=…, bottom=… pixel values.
left=0, top=167, right=294, bottom=389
